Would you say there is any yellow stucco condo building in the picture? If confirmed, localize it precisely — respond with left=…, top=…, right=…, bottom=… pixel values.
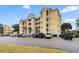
left=3, top=25, right=12, bottom=36
left=19, top=13, right=36, bottom=35
left=19, top=20, right=27, bottom=34
left=40, top=8, right=61, bottom=36
left=19, top=8, right=61, bottom=36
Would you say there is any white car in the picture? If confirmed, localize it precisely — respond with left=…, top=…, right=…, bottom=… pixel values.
left=22, top=34, right=32, bottom=37
left=45, top=34, right=52, bottom=39
left=22, top=34, right=29, bottom=37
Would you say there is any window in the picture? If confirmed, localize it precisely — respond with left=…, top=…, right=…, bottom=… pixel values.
left=36, top=23, right=38, bottom=25
left=46, top=28, right=49, bottom=34
left=29, top=31, right=31, bottom=33
left=22, top=21, right=24, bottom=25
left=46, top=28, right=48, bottom=32
left=46, top=24, right=49, bottom=27
left=23, top=30, right=24, bottom=33
left=39, top=26, right=40, bottom=28
left=28, top=19, right=31, bottom=21
left=39, top=22, right=40, bottom=24
left=36, top=31, right=38, bottom=33
left=36, top=27, right=38, bottom=29
left=35, top=19, right=38, bottom=21
left=28, top=27, right=31, bottom=30
left=46, top=17, right=49, bottom=21
left=28, top=23, right=31, bottom=25
left=46, top=10, right=48, bottom=16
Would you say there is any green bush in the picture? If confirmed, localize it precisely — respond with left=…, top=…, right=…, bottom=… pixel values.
left=59, top=34, right=64, bottom=38
left=74, top=34, right=79, bottom=38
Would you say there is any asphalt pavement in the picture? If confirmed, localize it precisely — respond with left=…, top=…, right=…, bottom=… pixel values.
left=0, top=37, right=79, bottom=53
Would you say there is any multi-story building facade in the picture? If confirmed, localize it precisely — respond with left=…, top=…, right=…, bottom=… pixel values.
left=26, top=13, right=36, bottom=34
left=76, top=19, right=79, bottom=30
left=40, top=8, right=61, bottom=36
left=19, top=13, right=36, bottom=35
left=3, top=25, right=12, bottom=36
left=19, top=8, right=61, bottom=36
left=19, top=20, right=27, bottom=34
left=35, top=17, right=40, bottom=34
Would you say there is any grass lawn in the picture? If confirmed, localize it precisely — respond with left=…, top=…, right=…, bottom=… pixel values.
left=0, top=44, right=64, bottom=53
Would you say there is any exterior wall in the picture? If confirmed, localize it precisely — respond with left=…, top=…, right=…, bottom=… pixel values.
left=19, top=20, right=27, bottom=34
left=35, top=17, right=40, bottom=33
left=27, top=14, right=36, bottom=34
left=31, top=18, right=36, bottom=34
left=3, top=25, right=12, bottom=36
left=50, top=9, right=61, bottom=35
left=40, top=8, right=48, bottom=34
left=40, top=8, right=61, bottom=36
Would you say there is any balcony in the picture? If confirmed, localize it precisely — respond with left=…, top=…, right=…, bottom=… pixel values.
left=28, top=19, right=31, bottom=21
left=22, top=25, right=27, bottom=29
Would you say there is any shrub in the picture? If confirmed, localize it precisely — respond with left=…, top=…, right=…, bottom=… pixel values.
left=52, top=34, right=57, bottom=37
left=59, top=34, right=64, bottom=38
left=74, top=34, right=79, bottom=38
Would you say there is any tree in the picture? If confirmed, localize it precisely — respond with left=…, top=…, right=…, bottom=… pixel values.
left=12, top=24, right=19, bottom=34
left=61, top=23, right=72, bottom=31
left=0, top=23, right=3, bottom=34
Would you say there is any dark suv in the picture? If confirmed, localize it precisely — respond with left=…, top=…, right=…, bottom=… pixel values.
left=32, top=33, right=45, bottom=38
left=38, top=33, right=45, bottom=38
left=63, top=34, right=73, bottom=40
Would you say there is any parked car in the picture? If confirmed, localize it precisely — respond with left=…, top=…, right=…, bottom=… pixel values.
left=10, top=35, right=14, bottom=37
left=32, top=33, right=45, bottom=38
left=38, top=33, right=45, bottom=38
left=45, top=33, right=52, bottom=39
left=28, top=34, right=32, bottom=36
left=22, top=34, right=31, bottom=37
left=63, top=34, right=73, bottom=40
left=10, top=34, right=17, bottom=37
left=52, top=34, right=57, bottom=37
left=16, top=34, right=22, bottom=37
left=32, top=33, right=39, bottom=38
left=10, top=34, right=23, bottom=37
left=61, top=32, right=73, bottom=40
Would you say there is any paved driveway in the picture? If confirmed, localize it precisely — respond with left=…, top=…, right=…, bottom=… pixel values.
left=0, top=37, right=79, bottom=53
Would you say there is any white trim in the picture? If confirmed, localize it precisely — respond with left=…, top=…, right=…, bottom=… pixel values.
left=51, top=32, right=61, bottom=35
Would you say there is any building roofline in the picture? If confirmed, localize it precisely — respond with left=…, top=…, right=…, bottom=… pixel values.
left=41, top=8, right=52, bottom=12
left=26, top=13, right=36, bottom=19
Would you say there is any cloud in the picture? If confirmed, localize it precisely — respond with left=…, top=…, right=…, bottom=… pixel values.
left=22, top=5, right=31, bottom=9
left=62, top=18, right=76, bottom=30
left=61, top=6, right=79, bottom=13
left=62, top=19, right=76, bottom=23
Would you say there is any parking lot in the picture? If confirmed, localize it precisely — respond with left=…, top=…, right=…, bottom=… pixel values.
left=0, top=37, right=79, bottom=52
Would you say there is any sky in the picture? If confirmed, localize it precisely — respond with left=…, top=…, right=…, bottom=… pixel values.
left=0, top=5, right=79, bottom=30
